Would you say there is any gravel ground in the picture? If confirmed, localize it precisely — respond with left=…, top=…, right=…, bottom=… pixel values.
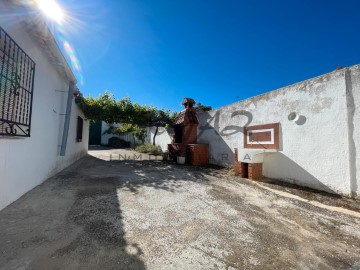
left=0, top=148, right=360, bottom=270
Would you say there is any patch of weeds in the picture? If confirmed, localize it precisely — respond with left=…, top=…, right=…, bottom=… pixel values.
left=135, top=143, right=162, bottom=155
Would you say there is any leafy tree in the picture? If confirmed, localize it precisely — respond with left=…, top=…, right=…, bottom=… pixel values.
left=75, top=91, right=177, bottom=127
left=76, top=92, right=130, bottom=123
left=77, top=92, right=178, bottom=146
left=133, top=126, right=147, bottom=144
left=195, top=102, right=212, bottom=112
left=148, top=110, right=172, bottom=145
left=76, top=91, right=210, bottom=146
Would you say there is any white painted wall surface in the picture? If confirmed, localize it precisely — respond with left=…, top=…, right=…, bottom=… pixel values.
left=101, top=122, right=120, bottom=145
left=197, top=69, right=351, bottom=195
left=151, top=68, right=359, bottom=196
left=101, top=122, right=140, bottom=147
left=199, top=70, right=350, bottom=194
left=145, top=127, right=173, bottom=151
left=348, top=65, right=360, bottom=197
left=0, top=16, right=89, bottom=210
left=100, top=122, right=173, bottom=150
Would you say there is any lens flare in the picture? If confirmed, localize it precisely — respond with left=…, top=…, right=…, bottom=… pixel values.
left=21, top=0, right=85, bottom=85
left=35, top=0, right=63, bottom=23
left=5, top=1, right=89, bottom=86
left=56, top=24, right=84, bottom=85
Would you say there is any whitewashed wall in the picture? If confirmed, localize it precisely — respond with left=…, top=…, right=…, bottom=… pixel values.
left=0, top=17, right=89, bottom=210
left=198, top=68, right=358, bottom=196
left=101, top=122, right=173, bottom=150
left=348, top=65, right=360, bottom=197
left=145, top=127, right=173, bottom=151
left=151, top=67, right=360, bottom=197
left=101, top=122, right=139, bottom=147
left=101, top=122, right=120, bottom=145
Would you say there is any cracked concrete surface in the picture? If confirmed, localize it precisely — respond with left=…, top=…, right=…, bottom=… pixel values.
left=1, top=148, right=360, bottom=269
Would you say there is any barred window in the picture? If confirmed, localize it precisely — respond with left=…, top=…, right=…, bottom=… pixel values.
left=0, top=26, right=35, bottom=137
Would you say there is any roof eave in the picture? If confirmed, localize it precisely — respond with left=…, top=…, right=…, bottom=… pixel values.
left=9, top=0, right=77, bottom=84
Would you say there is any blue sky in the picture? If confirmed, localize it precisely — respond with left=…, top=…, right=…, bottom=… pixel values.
left=58, top=0, right=360, bottom=111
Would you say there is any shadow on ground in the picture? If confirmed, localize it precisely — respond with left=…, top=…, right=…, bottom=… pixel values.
left=0, top=154, right=219, bottom=270
left=1, top=152, right=360, bottom=269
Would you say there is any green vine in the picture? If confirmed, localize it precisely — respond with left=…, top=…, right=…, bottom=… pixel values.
left=75, top=91, right=177, bottom=125
left=75, top=91, right=178, bottom=145
left=75, top=91, right=212, bottom=145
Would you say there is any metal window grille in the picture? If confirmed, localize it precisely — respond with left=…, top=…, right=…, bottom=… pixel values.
left=0, top=26, right=35, bottom=137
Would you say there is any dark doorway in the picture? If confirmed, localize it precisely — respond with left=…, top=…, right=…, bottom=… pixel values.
left=89, top=121, right=102, bottom=145
left=243, top=162, right=249, bottom=178
left=173, top=125, right=183, bottom=143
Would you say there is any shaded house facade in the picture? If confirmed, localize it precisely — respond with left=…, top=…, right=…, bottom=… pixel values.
left=0, top=2, right=89, bottom=210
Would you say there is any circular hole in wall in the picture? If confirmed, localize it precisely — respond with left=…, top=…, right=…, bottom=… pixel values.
left=288, top=112, right=300, bottom=122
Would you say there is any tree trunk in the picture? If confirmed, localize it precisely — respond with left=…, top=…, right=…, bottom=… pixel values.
left=153, top=126, right=159, bottom=145
left=133, top=133, right=136, bottom=148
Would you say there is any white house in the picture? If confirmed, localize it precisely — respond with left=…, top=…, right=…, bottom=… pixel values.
left=0, top=2, right=89, bottom=210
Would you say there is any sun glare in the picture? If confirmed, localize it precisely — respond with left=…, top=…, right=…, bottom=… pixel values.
left=35, top=0, right=64, bottom=23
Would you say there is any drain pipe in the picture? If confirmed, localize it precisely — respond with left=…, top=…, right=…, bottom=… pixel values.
left=60, top=81, right=75, bottom=156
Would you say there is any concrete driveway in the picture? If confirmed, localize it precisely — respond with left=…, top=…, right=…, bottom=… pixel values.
left=1, top=148, right=360, bottom=270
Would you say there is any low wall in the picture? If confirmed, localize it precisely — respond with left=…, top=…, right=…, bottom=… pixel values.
left=198, top=68, right=353, bottom=195
left=152, top=66, right=360, bottom=197
left=101, top=122, right=143, bottom=147
left=100, top=123, right=173, bottom=150
left=145, top=127, right=173, bottom=150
